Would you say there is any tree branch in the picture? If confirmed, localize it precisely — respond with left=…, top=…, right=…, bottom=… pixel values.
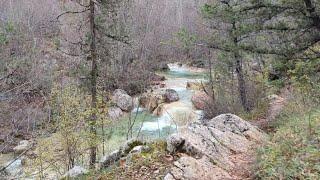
left=56, top=8, right=90, bottom=20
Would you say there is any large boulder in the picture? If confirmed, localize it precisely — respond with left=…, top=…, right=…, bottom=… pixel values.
left=139, top=93, right=165, bottom=113
left=107, top=107, right=123, bottom=121
left=186, top=82, right=203, bottom=91
left=166, top=114, right=267, bottom=179
left=100, top=150, right=122, bottom=169
left=13, top=140, right=30, bottom=154
left=164, top=89, right=179, bottom=103
left=191, top=91, right=212, bottom=110
left=112, top=89, right=133, bottom=112
left=158, top=63, right=170, bottom=71
left=122, top=139, right=144, bottom=155
left=62, top=166, right=88, bottom=179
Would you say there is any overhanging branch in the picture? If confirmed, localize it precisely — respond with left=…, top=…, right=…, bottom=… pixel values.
left=56, top=8, right=90, bottom=20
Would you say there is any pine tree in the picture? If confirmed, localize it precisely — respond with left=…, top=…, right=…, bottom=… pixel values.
left=202, top=0, right=320, bottom=111
left=202, top=1, right=253, bottom=111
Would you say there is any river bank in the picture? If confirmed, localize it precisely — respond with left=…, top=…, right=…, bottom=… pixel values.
left=0, top=63, right=208, bottom=179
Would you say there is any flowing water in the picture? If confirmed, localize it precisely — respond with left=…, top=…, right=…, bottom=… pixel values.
left=105, top=63, right=207, bottom=149
left=0, top=63, right=207, bottom=179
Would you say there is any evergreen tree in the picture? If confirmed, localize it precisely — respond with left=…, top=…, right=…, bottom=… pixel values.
left=202, top=0, right=320, bottom=111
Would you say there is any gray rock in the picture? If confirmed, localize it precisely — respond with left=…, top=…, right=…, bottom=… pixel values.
left=164, top=89, right=179, bottom=103
left=107, top=107, right=124, bottom=121
left=100, top=150, right=122, bottom=169
left=158, top=63, right=169, bottom=71
left=112, top=89, right=133, bottom=112
left=129, top=145, right=150, bottom=154
left=13, top=140, right=30, bottom=154
left=167, top=134, right=185, bottom=154
left=122, top=139, right=144, bottom=155
left=62, top=166, right=88, bottom=179
left=191, top=91, right=212, bottom=110
left=139, top=92, right=165, bottom=113
left=100, top=139, right=145, bottom=169
left=164, top=173, right=175, bottom=180
left=166, top=114, right=267, bottom=179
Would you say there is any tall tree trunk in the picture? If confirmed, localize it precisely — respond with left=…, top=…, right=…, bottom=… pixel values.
left=89, top=0, right=97, bottom=169
left=235, top=55, right=249, bottom=112
left=207, top=50, right=215, bottom=102
left=232, top=19, right=249, bottom=112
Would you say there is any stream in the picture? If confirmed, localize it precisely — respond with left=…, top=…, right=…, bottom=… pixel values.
left=105, top=63, right=207, bottom=152
left=0, top=63, right=207, bottom=179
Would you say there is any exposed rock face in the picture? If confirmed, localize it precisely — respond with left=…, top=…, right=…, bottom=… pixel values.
left=164, top=89, right=179, bottom=103
left=62, top=166, right=88, bottom=179
left=13, top=140, right=30, bottom=154
left=191, top=91, right=212, bottom=110
left=108, top=107, right=124, bottom=121
left=164, top=156, right=231, bottom=180
left=165, top=114, right=267, bottom=179
left=112, top=89, right=134, bottom=112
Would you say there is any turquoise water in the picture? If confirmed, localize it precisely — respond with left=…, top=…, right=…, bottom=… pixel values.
left=105, top=111, right=176, bottom=142
left=104, top=64, right=207, bottom=152
left=163, top=71, right=207, bottom=79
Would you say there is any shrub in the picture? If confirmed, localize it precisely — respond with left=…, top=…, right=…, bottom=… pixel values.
left=256, top=93, right=320, bottom=179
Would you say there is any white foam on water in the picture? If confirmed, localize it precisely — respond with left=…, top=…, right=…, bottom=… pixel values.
left=141, top=113, right=175, bottom=131
left=5, top=158, right=22, bottom=176
left=168, top=63, right=188, bottom=72
left=131, top=107, right=145, bottom=113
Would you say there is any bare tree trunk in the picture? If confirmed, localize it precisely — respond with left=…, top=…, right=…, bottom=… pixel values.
left=89, top=0, right=97, bottom=169
left=207, top=50, right=215, bottom=102
left=232, top=19, right=249, bottom=112
left=235, top=55, right=249, bottom=112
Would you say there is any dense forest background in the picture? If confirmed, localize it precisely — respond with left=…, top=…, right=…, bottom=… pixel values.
left=0, top=0, right=319, bottom=179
